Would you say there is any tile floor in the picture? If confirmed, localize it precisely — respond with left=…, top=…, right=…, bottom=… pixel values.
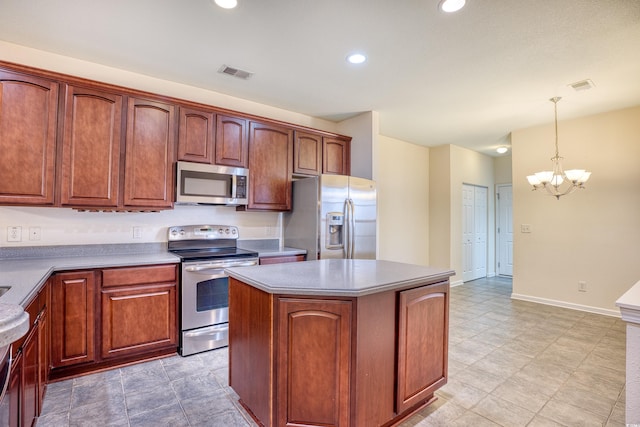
left=36, top=277, right=627, bottom=426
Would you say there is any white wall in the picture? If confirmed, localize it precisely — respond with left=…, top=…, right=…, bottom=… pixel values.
left=512, top=105, right=640, bottom=315
left=376, top=135, right=429, bottom=265
left=429, top=145, right=496, bottom=284
left=0, top=205, right=280, bottom=246
left=337, top=111, right=377, bottom=180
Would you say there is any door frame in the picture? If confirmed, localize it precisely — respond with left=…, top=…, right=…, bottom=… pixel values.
left=496, top=184, right=513, bottom=276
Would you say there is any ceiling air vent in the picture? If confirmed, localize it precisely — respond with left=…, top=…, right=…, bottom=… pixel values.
left=218, top=64, right=253, bottom=80
left=568, top=79, right=595, bottom=91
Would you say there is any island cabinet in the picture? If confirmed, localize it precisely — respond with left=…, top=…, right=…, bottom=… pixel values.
left=227, top=260, right=452, bottom=427
left=246, top=122, right=293, bottom=211
left=0, top=69, right=58, bottom=206
left=258, top=254, right=306, bottom=265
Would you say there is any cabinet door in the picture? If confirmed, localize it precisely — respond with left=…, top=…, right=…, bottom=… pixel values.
left=0, top=70, right=58, bottom=205
left=21, top=327, right=38, bottom=427
left=323, top=138, right=350, bottom=176
left=396, top=282, right=449, bottom=413
left=248, top=122, right=293, bottom=211
left=277, top=298, right=351, bottom=427
left=123, top=97, right=176, bottom=209
left=60, top=85, right=123, bottom=207
left=51, top=272, right=96, bottom=368
left=37, top=309, right=48, bottom=413
left=0, top=352, right=22, bottom=427
left=101, top=283, right=177, bottom=359
left=293, top=131, right=322, bottom=176
left=215, top=115, right=248, bottom=168
left=177, top=106, right=215, bottom=164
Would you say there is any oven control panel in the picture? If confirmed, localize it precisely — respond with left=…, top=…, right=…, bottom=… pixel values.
left=168, top=225, right=239, bottom=240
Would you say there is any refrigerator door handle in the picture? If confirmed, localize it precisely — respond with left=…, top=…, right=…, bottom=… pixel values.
left=344, top=198, right=350, bottom=258
left=347, top=198, right=355, bottom=259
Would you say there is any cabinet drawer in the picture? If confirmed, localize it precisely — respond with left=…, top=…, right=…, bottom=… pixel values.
left=102, top=265, right=177, bottom=287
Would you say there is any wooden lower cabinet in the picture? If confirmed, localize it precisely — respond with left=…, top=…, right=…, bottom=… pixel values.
left=229, top=278, right=450, bottom=427
left=396, top=282, right=448, bottom=413
left=51, top=271, right=96, bottom=368
left=49, top=264, right=178, bottom=379
left=101, top=272, right=177, bottom=359
left=258, top=254, right=306, bottom=265
left=277, top=298, right=352, bottom=427
left=2, top=281, right=50, bottom=427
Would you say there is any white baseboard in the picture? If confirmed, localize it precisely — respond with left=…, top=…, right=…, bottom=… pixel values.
left=511, top=293, right=621, bottom=318
left=451, top=279, right=464, bottom=288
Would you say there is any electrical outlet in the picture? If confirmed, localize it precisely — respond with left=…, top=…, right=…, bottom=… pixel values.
left=133, top=226, right=142, bottom=239
left=578, top=281, right=587, bottom=292
left=521, top=224, right=532, bottom=233
left=29, top=227, right=41, bottom=241
left=7, top=226, right=21, bottom=242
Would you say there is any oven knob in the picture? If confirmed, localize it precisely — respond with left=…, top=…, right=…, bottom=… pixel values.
left=170, top=230, right=178, bottom=236
left=231, top=229, right=237, bottom=235
left=179, top=230, right=185, bottom=236
left=218, top=228, right=223, bottom=234
left=225, top=228, right=230, bottom=234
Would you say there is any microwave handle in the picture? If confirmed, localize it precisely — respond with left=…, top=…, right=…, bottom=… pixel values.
left=231, top=174, right=237, bottom=199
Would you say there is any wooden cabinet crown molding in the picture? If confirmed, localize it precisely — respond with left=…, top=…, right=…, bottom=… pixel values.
left=0, top=60, right=353, bottom=142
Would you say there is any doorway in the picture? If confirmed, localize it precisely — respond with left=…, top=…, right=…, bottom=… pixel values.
left=462, top=184, right=487, bottom=282
left=496, top=184, right=513, bottom=276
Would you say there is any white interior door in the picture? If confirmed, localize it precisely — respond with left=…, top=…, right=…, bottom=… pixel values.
left=497, top=184, right=513, bottom=276
left=474, top=186, right=488, bottom=279
left=462, top=185, right=474, bottom=282
left=462, top=184, right=488, bottom=282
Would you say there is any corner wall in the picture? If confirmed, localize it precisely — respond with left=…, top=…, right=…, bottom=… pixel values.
left=429, top=145, right=496, bottom=284
left=511, top=105, right=640, bottom=314
left=377, top=135, right=429, bottom=265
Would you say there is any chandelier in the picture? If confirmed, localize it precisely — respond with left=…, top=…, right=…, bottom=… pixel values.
left=526, top=97, right=591, bottom=200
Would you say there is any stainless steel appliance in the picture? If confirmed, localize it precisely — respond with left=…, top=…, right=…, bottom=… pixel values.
left=168, top=225, right=258, bottom=356
left=175, top=161, right=249, bottom=206
left=284, top=175, right=377, bottom=260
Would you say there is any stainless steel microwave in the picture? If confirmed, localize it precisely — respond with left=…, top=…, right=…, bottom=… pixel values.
left=175, top=161, right=249, bottom=206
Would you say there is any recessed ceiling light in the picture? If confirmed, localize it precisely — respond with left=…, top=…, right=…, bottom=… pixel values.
left=438, top=0, right=466, bottom=13
left=214, top=0, right=237, bottom=9
left=347, top=53, right=367, bottom=64
left=496, top=146, right=508, bottom=154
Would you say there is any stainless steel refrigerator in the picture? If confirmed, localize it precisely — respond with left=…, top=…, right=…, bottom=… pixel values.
left=284, top=175, right=377, bottom=260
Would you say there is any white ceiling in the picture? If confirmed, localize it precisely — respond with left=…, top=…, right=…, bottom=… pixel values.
left=1, top=0, right=639, bottom=155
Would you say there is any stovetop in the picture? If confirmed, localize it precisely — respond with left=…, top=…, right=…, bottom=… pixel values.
left=167, top=225, right=258, bottom=261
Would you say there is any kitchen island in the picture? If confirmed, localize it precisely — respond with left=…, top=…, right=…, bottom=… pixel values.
left=226, top=259, right=454, bottom=427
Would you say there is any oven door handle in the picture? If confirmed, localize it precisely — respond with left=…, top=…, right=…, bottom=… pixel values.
left=184, top=260, right=257, bottom=272
left=184, top=324, right=228, bottom=338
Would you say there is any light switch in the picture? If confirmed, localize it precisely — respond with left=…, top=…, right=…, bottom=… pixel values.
left=521, top=224, right=532, bottom=233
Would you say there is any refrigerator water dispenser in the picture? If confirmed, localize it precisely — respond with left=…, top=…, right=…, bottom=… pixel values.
left=326, top=212, right=344, bottom=249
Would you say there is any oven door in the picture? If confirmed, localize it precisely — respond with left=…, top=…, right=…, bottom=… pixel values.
left=180, top=258, right=257, bottom=355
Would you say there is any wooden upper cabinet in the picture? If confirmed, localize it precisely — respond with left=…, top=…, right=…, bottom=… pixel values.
left=323, top=138, right=350, bottom=176
left=123, top=97, right=176, bottom=209
left=0, top=70, right=58, bottom=205
left=177, top=106, right=215, bottom=164
left=215, top=114, right=248, bottom=168
left=247, top=122, right=293, bottom=211
left=293, top=131, right=322, bottom=176
left=60, top=85, right=123, bottom=207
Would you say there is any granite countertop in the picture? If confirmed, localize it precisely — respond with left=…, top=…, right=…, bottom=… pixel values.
left=226, top=259, right=454, bottom=297
left=0, top=243, right=180, bottom=307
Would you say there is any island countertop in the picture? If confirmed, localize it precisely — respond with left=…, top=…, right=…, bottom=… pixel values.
left=226, top=259, right=454, bottom=297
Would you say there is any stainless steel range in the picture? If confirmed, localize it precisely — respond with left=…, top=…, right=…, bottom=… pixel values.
left=168, top=225, right=258, bottom=356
